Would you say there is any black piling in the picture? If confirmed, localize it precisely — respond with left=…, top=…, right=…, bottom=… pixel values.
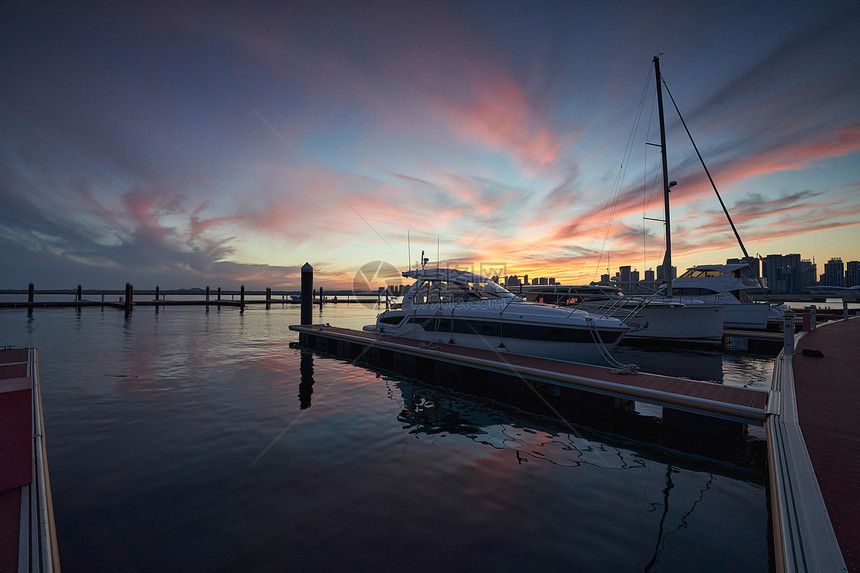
left=301, top=262, right=313, bottom=325
left=217, top=287, right=222, bottom=301
left=319, top=287, right=324, bottom=307
left=155, top=285, right=160, bottom=302
left=76, top=284, right=82, bottom=302
left=205, top=286, right=210, bottom=306
left=28, top=283, right=34, bottom=303
left=124, top=282, right=134, bottom=313
left=240, top=285, right=245, bottom=311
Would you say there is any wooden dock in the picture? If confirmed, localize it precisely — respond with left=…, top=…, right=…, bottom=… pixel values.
left=0, top=347, right=59, bottom=572
left=767, top=317, right=858, bottom=573
left=289, top=324, right=768, bottom=427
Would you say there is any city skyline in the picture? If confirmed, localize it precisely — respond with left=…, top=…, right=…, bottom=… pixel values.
left=2, top=1, right=859, bottom=290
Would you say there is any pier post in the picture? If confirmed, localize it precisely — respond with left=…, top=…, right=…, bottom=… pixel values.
left=319, top=287, right=324, bottom=307
left=266, top=287, right=271, bottom=309
left=217, top=287, right=222, bottom=301
left=28, top=283, right=34, bottom=303
left=240, top=285, right=245, bottom=311
left=125, top=282, right=134, bottom=313
left=783, top=309, right=795, bottom=356
left=206, top=286, right=210, bottom=304
left=301, top=262, right=313, bottom=325
left=810, top=306, right=817, bottom=330
left=155, top=285, right=160, bottom=302
left=77, top=284, right=82, bottom=301
left=844, top=300, right=849, bottom=321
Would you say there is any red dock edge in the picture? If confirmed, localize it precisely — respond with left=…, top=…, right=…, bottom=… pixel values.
left=767, top=317, right=858, bottom=573
left=0, top=348, right=60, bottom=572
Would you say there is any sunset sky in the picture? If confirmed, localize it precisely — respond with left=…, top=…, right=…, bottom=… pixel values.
left=2, top=1, right=859, bottom=290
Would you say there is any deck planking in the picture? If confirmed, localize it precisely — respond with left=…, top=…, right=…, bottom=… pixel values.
left=793, top=318, right=860, bottom=572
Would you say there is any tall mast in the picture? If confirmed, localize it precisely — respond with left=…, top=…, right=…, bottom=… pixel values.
left=654, top=55, right=673, bottom=296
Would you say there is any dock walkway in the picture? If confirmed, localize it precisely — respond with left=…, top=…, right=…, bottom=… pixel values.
left=793, top=319, right=859, bottom=572
left=0, top=347, right=59, bottom=572
left=290, top=324, right=767, bottom=425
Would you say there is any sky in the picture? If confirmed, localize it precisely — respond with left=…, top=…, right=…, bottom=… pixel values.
left=1, top=1, right=859, bottom=290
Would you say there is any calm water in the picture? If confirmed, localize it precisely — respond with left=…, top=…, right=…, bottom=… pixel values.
left=1, top=304, right=771, bottom=572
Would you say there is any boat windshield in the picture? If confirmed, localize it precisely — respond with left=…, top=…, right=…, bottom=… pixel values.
left=410, top=278, right=515, bottom=305
left=678, top=269, right=725, bottom=279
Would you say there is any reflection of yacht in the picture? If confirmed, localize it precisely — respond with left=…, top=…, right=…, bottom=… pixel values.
left=363, top=268, right=629, bottom=364
left=522, top=285, right=725, bottom=345
left=657, top=264, right=773, bottom=330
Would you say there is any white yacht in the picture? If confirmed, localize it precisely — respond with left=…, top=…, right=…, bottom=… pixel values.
left=522, top=285, right=725, bottom=345
left=364, top=268, right=629, bottom=364
left=657, top=263, right=774, bottom=330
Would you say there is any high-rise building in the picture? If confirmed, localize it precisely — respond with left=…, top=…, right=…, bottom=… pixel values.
left=763, top=253, right=801, bottom=293
left=727, top=256, right=761, bottom=278
left=846, top=261, right=860, bottom=288
left=644, top=269, right=655, bottom=282
left=823, top=258, right=844, bottom=287
left=619, top=266, right=631, bottom=284
left=656, top=265, right=676, bottom=281
left=800, top=259, right=817, bottom=291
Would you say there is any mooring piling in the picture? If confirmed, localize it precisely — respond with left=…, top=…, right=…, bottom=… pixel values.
left=301, top=262, right=313, bottom=325
left=783, top=309, right=795, bottom=356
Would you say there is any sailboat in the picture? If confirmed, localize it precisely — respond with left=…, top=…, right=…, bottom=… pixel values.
left=648, top=55, right=780, bottom=331
left=521, top=56, right=727, bottom=345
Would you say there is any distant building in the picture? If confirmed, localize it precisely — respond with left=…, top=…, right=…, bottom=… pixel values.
left=847, top=261, right=860, bottom=288
left=800, top=259, right=817, bottom=291
left=822, top=258, right=844, bottom=287
left=656, top=265, right=677, bottom=281
left=727, top=256, right=760, bottom=278
left=619, top=266, right=631, bottom=284
left=600, top=274, right=611, bottom=285
left=644, top=269, right=655, bottom=282
left=763, top=253, right=801, bottom=294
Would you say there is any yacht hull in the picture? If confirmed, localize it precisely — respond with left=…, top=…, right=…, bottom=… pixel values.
left=722, top=303, right=771, bottom=330
left=369, top=312, right=627, bottom=364
left=620, top=305, right=725, bottom=344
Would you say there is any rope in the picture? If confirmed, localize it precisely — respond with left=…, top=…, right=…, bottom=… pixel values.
left=586, top=318, right=639, bottom=374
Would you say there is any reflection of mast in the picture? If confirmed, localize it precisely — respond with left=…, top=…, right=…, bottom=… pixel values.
left=298, top=350, right=315, bottom=409
left=645, top=464, right=715, bottom=571
left=645, top=463, right=674, bottom=571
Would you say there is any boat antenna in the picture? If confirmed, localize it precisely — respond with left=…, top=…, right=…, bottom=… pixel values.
left=408, top=231, right=411, bottom=271
left=660, top=78, right=764, bottom=288
left=654, top=55, right=674, bottom=296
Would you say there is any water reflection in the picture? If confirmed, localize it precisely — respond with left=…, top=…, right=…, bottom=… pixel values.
left=298, top=350, right=315, bottom=409
left=397, top=391, right=483, bottom=436
left=387, top=377, right=752, bottom=477
left=645, top=465, right=716, bottom=572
